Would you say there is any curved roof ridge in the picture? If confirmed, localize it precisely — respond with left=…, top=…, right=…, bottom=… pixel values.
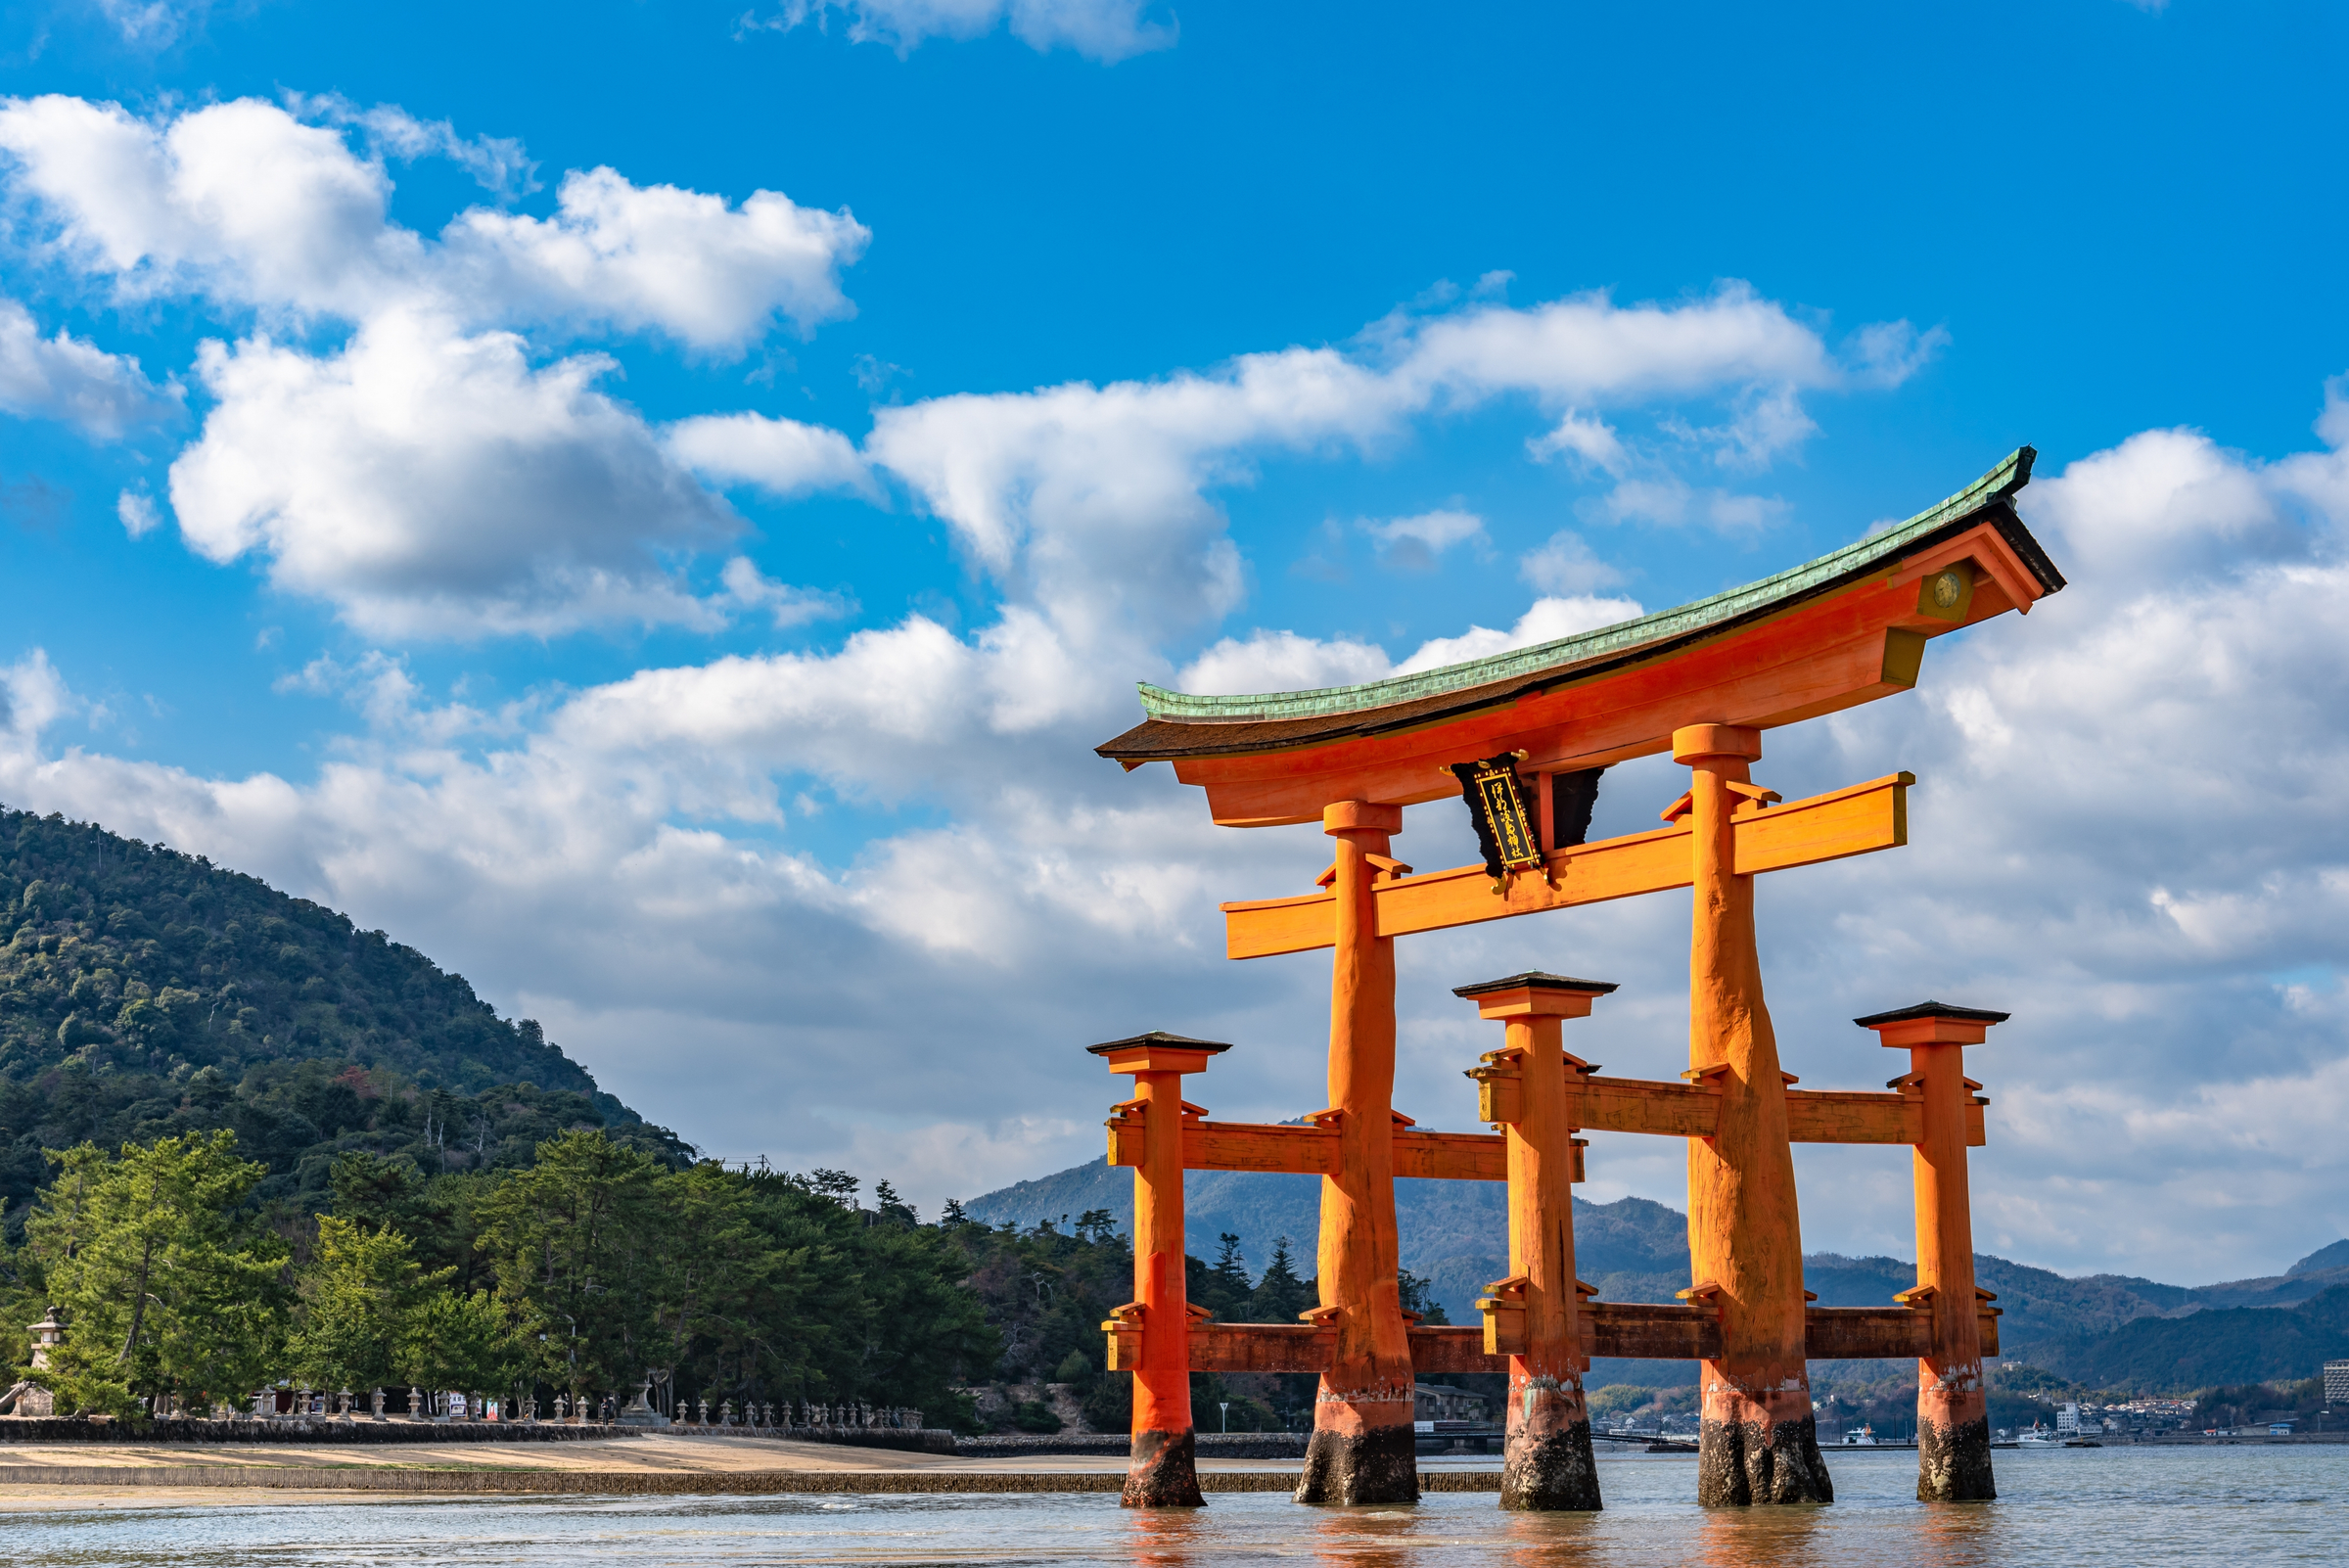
left=1137, top=446, right=2039, bottom=725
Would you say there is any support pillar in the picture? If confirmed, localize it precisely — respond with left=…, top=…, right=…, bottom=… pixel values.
left=1090, top=1031, right=1231, bottom=1508
left=1455, top=972, right=1616, bottom=1511
left=1296, top=800, right=1418, bottom=1505
left=1859, top=1001, right=2007, bottom=1502
left=1672, top=722, right=1832, bottom=1505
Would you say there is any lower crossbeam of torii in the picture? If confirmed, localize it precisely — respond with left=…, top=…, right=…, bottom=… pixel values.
left=1083, top=449, right=2062, bottom=1510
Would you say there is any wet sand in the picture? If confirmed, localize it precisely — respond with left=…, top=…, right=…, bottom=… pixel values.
left=0, top=1435, right=1513, bottom=1508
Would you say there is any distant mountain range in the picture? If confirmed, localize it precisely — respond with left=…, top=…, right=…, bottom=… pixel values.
left=965, top=1161, right=2349, bottom=1393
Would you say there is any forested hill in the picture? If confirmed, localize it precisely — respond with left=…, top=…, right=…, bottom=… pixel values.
left=0, top=807, right=684, bottom=1228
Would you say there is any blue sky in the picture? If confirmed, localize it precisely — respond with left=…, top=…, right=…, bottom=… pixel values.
left=2, top=1, right=2346, bottom=1283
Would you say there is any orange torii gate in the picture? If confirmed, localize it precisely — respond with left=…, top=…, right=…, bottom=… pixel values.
left=1088, top=449, right=2060, bottom=1509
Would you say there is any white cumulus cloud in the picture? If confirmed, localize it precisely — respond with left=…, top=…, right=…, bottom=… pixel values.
left=0, top=296, right=174, bottom=437
left=1359, top=507, right=1487, bottom=573
left=1528, top=409, right=1628, bottom=473
left=1517, top=529, right=1627, bottom=595
left=0, top=93, right=872, bottom=635
left=0, top=96, right=869, bottom=349
left=864, top=283, right=1909, bottom=662
left=0, top=94, right=422, bottom=319
left=668, top=410, right=875, bottom=497
left=1390, top=594, right=1645, bottom=675
left=1180, top=594, right=1644, bottom=696
left=166, top=309, right=739, bottom=638
left=1178, top=629, right=1394, bottom=697
left=440, top=167, right=869, bottom=350
left=115, top=489, right=161, bottom=536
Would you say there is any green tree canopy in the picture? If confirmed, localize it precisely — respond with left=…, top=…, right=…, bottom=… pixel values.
left=285, top=1216, right=445, bottom=1394
left=1245, top=1235, right=1313, bottom=1324
left=401, top=1289, right=527, bottom=1394
left=473, top=1129, right=664, bottom=1393
left=25, top=1130, right=286, bottom=1415
left=852, top=1213, right=998, bottom=1422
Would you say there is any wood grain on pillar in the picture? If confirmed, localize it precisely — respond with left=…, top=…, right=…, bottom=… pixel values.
left=1675, top=723, right=1832, bottom=1506
left=1296, top=800, right=1418, bottom=1506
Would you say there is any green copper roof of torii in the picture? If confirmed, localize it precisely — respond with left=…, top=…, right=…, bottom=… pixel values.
left=1131, top=446, right=2054, bottom=726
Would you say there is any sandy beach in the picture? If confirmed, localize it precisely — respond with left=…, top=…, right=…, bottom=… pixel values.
left=0, top=1435, right=1503, bottom=1510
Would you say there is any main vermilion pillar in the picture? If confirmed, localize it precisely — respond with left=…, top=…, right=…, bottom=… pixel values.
left=1296, top=800, right=1417, bottom=1505
left=1858, top=1001, right=2006, bottom=1502
left=1090, top=1031, right=1230, bottom=1507
left=1455, top=972, right=1614, bottom=1510
left=1674, top=723, right=1832, bottom=1505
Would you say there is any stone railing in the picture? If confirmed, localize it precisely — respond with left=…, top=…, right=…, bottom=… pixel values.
left=661, top=1398, right=954, bottom=1454
left=668, top=1398, right=924, bottom=1434
left=222, top=1387, right=673, bottom=1425
left=3, top=1384, right=949, bottom=1453
left=229, top=1387, right=934, bottom=1439
left=2, top=1383, right=626, bottom=1445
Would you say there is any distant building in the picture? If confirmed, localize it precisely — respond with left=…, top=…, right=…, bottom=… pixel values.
left=1413, top=1383, right=1488, bottom=1423
left=2326, top=1360, right=2349, bottom=1406
left=2055, top=1402, right=2083, bottom=1436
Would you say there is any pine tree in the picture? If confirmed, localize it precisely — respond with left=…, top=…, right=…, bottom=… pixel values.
left=473, top=1130, right=663, bottom=1395
left=26, top=1130, right=287, bottom=1416
left=401, top=1289, right=526, bottom=1396
left=1244, top=1234, right=1313, bottom=1323
left=1398, top=1266, right=1449, bottom=1325
left=1213, top=1232, right=1251, bottom=1291
left=287, top=1217, right=446, bottom=1394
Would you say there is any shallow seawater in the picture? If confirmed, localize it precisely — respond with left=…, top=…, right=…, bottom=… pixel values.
left=2, top=1448, right=2343, bottom=1565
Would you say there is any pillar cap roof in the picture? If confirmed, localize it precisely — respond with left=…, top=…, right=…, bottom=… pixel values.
left=1085, top=1031, right=1234, bottom=1056
left=1451, top=971, right=1619, bottom=998
left=1852, top=1000, right=2010, bottom=1027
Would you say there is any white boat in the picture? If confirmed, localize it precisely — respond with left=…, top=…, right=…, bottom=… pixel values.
left=2016, top=1423, right=2060, bottom=1448
left=1840, top=1423, right=1881, bottom=1446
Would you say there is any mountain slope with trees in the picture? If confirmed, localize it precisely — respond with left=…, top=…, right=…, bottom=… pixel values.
left=0, top=807, right=685, bottom=1227
left=2024, top=1285, right=2349, bottom=1390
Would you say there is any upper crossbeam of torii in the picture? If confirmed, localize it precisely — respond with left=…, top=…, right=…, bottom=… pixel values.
left=1084, top=449, right=2063, bottom=1512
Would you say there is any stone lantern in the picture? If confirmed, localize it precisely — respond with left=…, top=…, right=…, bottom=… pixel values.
left=27, top=1307, right=63, bottom=1370
left=0, top=1307, right=64, bottom=1417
